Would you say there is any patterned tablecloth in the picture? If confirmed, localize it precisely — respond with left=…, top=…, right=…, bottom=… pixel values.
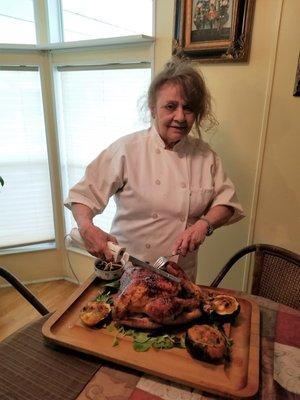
left=1, top=294, right=299, bottom=400
left=76, top=294, right=300, bottom=400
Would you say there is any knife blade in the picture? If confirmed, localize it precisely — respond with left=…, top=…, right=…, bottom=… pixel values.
left=128, top=255, right=181, bottom=283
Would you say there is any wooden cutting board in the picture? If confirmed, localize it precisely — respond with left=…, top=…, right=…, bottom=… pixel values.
left=42, top=274, right=259, bottom=399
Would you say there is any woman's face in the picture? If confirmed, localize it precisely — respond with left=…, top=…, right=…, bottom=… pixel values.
left=152, top=83, right=196, bottom=148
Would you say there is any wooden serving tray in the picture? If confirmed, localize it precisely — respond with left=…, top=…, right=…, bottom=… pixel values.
left=42, top=274, right=259, bottom=399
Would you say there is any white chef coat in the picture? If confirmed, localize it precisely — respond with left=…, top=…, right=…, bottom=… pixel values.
left=65, top=125, right=244, bottom=281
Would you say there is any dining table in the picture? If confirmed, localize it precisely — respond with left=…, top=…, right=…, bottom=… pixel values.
left=0, top=283, right=299, bottom=400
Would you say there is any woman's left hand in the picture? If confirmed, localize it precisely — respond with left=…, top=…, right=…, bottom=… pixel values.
left=172, top=219, right=209, bottom=256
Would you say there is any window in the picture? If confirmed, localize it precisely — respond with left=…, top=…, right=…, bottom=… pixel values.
left=56, top=65, right=151, bottom=234
left=0, top=0, right=36, bottom=44
left=61, top=0, right=153, bottom=42
left=0, top=68, right=55, bottom=249
left=0, top=1, right=154, bottom=254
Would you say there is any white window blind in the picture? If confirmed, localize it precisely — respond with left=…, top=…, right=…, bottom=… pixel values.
left=0, top=68, right=55, bottom=249
left=56, top=65, right=151, bottom=234
left=61, top=0, right=153, bottom=42
left=0, top=0, right=36, bottom=44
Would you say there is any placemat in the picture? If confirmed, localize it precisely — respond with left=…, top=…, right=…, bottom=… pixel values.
left=0, top=315, right=102, bottom=400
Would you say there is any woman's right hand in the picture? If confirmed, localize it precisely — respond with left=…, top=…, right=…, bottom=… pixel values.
left=79, top=224, right=118, bottom=261
left=70, top=203, right=118, bottom=261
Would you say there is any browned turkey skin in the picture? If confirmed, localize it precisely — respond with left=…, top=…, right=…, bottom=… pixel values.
left=113, top=261, right=203, bottom=329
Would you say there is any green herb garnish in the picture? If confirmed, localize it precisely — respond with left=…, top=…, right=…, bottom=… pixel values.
left=113, top=326, right=186, bottom=352
left=225, top=337, right=234, bottom=348
left=95, top=289, right=114, bottom=305
left=112, top=336, right=119, bottom=347
left=103, top=280, right=120, bottom=290
left=106, top=323, right=114, bottom=332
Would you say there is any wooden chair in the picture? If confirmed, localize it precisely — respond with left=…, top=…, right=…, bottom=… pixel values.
left=210, top=244, right=300, bottom=310
left=0, top=266, right=49, bottom=316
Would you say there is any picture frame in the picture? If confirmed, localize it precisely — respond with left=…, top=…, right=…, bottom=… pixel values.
left=293, top=53, right=300, bottom=97
left=173, top=0, right=256, bottom=63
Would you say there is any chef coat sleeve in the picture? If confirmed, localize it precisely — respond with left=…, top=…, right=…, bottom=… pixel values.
left=64, top=142, right=125, bottom=215
left=210, top=154, right=245, bottom=225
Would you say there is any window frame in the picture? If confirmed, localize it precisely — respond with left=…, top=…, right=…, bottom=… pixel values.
left=0, top=63, right=58, bottom=254
left=0, top=0, right=155, bottom=50
left=0, top=0, right=156, bottom=255
left=54, top=61, right=152, bottom=241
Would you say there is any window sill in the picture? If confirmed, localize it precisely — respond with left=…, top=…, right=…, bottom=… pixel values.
left=0, top=35, right=155, bottom=52
left=0, top=242, right=56, bottom=256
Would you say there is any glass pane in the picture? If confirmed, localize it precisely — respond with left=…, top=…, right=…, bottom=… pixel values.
left=57, top=67, right=151, bottom=234
left=0, top=0, right=36, bottom=44
left=0, top=70, right=55, bottom=248
left=61, top=0, right=153, bottom=42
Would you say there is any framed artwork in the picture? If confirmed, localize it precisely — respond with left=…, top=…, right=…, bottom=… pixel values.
left=173, top=0, right=256, bottom=62
left=293, top=53, right=300, bottom=97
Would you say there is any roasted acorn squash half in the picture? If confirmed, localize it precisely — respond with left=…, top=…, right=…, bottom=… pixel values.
left=185, top=324, right=227, bottom=362
left=202, top=294, right=240, bottom=324
left=80, top=301, right=111, bottom=327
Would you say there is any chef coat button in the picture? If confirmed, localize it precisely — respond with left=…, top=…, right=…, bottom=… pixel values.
left=155, top=179, right=161, bottom=185
left=145, top=243, right=151, bottom=249
left=181, top=182, right=187, bottom=188
left=152, top=212, right=158, bottom=219
left=180, top=216, right=185, bottom=222
left=156, top=148, right=161, bottom=154
left=178, top=153, right=184, bottom=159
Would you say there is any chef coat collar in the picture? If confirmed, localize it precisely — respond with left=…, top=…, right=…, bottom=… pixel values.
left=150, top=125, right=188, bottom=152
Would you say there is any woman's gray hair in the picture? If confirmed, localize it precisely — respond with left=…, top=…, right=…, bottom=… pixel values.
left=148, top=57, right=217, bottom=135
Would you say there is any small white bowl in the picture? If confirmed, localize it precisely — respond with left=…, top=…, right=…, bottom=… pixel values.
left=94, top=259, right=124, bottom=280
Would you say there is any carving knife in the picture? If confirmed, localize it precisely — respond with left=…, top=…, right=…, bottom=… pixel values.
left=125, top=255, right=181, bottom=283
left=69, top=228, right=180, bottom=283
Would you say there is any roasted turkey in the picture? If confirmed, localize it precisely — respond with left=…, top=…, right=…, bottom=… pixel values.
left=113, top=261, right=203, bottom=329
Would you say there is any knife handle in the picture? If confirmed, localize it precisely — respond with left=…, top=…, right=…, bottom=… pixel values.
left=107, top=241, right=126, bottom=263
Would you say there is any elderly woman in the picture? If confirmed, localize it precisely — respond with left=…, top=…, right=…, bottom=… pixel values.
left=65, top=58, right=244, bottom=282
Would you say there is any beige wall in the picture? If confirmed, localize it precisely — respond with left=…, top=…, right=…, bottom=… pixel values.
left=0, top=250, right=62, bottom=284
left=253, top=0, right=300, bottom=253
left=155, top=0, right=299, bottom=290
left=1, top=0, right=299, bottom=291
